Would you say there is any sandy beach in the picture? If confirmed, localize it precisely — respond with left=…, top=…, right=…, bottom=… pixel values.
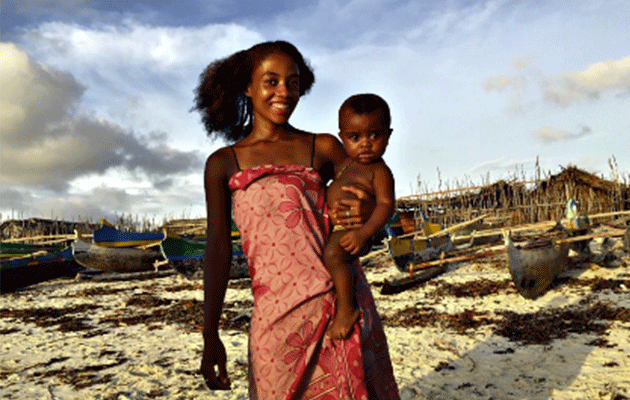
left=1, top=239, right=629, bottom=400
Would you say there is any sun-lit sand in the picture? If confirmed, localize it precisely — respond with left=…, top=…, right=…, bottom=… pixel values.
left=1, top=238, right=628, bottom=400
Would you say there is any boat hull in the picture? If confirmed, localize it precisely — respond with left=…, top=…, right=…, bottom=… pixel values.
left=1, top=247, right=84, bottom=293
left=506, top=235, right=569, bottom=299
left=92, top=220, right=166, bottom=248
left=159, top=236, right=249, bottom=279
left=388, top=235, right=454, bottom=272
left=72, top=239, right=164, bottom=273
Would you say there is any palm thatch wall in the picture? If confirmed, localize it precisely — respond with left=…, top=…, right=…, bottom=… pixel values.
left=397, top=166, right=629, bottom=229
left=0, top=218, right=100, bottom=240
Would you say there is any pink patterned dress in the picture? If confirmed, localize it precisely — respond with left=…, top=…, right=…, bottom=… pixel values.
left=229, top=164, right=400, bottom=400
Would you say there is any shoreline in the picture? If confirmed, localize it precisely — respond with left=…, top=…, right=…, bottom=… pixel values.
left=1, top=246, right=629, bottom=400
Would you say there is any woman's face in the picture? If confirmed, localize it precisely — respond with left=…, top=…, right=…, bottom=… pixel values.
left=245, top=51, right=300, bottom=127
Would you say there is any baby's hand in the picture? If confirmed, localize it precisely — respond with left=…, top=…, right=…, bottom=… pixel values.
left=340, top=231, right=367, bottom=255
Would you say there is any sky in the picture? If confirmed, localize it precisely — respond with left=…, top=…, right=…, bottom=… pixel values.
left=1, top=0, right=629, bottom=223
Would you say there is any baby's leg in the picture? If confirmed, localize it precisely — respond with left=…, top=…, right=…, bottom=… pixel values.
left=323, top=230, right=360, bottom=340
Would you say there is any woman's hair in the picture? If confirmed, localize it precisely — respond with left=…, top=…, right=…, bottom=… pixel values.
left=193, top=40, right=315, bottom=142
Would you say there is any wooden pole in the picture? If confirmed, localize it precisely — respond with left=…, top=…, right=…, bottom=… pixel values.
left=360, top=247, right=389, bottom=261
left=556, top=229, right=627, bottom=244
left=409, top=249, right=505, bottom=275
left=429, top=214, right=490, bottom=237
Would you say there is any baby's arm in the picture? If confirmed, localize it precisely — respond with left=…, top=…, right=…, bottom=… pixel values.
left=340, top=164, right=395, bottom=254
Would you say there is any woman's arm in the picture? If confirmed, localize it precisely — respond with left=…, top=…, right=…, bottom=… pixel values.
left=200, top=148, right=233, bottom=390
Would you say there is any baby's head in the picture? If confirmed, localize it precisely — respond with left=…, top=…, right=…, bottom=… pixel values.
left=338, top=94, right=392, bottom=164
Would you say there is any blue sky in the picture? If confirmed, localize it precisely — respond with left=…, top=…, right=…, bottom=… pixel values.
left=1, top=0, right=629, bottom=223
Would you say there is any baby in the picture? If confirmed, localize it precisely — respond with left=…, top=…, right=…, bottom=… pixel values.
left=324, top=93, right=395, bottom=340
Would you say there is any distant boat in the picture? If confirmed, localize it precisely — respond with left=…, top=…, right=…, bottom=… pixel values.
left=1, top=245, right=83, bottom=293
left=1, top=242, right=42, bottom=259
left=504, top=227, right=569, bottom=299
left=387, top=234, right=454, bottom=272
left=72, top=232, right=165, bottom=273
left=92, top=219, right=166, bottom=248
left=159, top=236, right=249, bottom=279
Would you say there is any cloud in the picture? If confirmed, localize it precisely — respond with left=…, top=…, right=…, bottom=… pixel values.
left=0, top=42, right=85, bottom=146
left=0, top=42, right=203, bottom=192
left=0, top=187, right=27, bottom=211
left=531, top=125, right=592, bottom=143
left=543, top=56, right=630, bottom=106
left=483, top=75, right=512, bottom=91
left=19, top=20, right=262, bottom=71
left=16, top=21, right=264, bottom=151
left=485, top=54, right=630, bottom=112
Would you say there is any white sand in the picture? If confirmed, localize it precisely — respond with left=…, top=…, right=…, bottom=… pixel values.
left=1, top=244, right=629, bottom=400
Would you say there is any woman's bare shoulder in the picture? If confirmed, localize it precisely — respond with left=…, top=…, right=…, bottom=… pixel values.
left=313, top=132, right=340, bottom=146
left=312, top=133, right=344, bottom=158
left=206, top=146, right=232, bottom=164
left=205, top=146, right=236, bottom=179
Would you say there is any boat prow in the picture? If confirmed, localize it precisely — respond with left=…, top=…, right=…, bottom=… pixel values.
left=504, top=228, right=569, bottom=299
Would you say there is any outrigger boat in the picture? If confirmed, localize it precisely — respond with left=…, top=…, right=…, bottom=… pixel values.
left=92, top=219, right=166, bottom=248
left=72, top=231, right=165, bottom=273
left=504, top=224, right=569, bottom=299
left=1, top=245, right=82, bottom=293
left=159, top=236, right=249, bottom=279
left=386, top=213, right=491, bottom=272
left=1, top=242, right=43, bottom=259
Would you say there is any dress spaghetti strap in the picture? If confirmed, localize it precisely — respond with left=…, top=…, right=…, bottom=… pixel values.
left=230, top=146, right=242, bottom=172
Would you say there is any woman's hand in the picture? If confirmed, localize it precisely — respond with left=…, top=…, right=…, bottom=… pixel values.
left=329, top=185, right=373, bottom=229
left=200, top=333, right=231, bottom=390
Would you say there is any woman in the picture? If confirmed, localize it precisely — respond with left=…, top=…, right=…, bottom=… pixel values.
left=194, top=40, right=400, bottom=400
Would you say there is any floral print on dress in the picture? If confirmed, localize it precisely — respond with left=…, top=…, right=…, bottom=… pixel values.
left=229, top=164, right=399, bottom=400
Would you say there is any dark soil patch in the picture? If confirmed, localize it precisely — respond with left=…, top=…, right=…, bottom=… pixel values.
left=494, top=302, right=626, bottom=345
left=586, top=337, right=616, bottom=348
left=434, top=361, right=456, bottom=371
left=0, top=304, right=101, bottom=332
left=35, top=354, right=127, bottom=390
left=228, top=279, right=252, bottom=290
left=426, top=278, right=516, bottom=298
left=381, top=307, right=494, bottom=333
left=76, top=286, right=134, bottom=296
left=559, top=277, right=630, bottom=294
left=383, top=299, right=629, bottom=344
left=99, top=298, right=253, bottom=332
left=126, top=292, right=173, bottom=308
left=163, top=283, right=202, bottom=292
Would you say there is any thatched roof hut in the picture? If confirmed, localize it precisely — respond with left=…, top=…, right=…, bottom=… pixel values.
left=396, top=166, right=628, bottom=228
left=0, top=218, right=99, bottom=240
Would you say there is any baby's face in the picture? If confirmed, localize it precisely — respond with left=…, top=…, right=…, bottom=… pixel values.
left=338, top=109, right=391, bottom=164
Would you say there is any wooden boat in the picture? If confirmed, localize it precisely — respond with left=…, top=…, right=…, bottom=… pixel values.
left=387, top=214, right=500, bottom=272
left=92, top=219, right=166, bottom=248
left=1, top=245, right=83, bottom=293
left=504, top=227, right=569, bottom=299
left=0, top=242, right=45, bottom=259
left=388, top=234, right=456, bottom=272
left=72, top=232, right=165, bottom=273
left=159, top=236, right=249, bottom=279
